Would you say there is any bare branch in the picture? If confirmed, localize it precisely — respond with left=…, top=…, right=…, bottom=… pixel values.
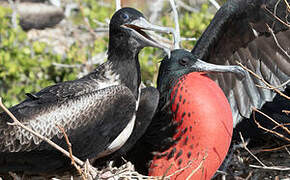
left=256, top=79, right=290, bottom=90
left=7, top=0, right=18, bottom=29
left=253, top=107, right=290, bottom=135
left=283, top=110, right=290, bottom=115
left=169, top=0, right=181, bottom=49
left=249, top=165, right=290, bottom=171
left=237, top=62, right=290, bottom=100
left=252, top=108, right=290, bottom=142
left=209, top=0, right=221, bottom=10
left=259, top=144, right=290, bottom=152
left=149, top=0, right=165, bottom=22
left=0, top=98, right=85, bottom=167
left=0, top=97, right=101, bottom=179
left=267, top=24, right=290, bottom=59
left=175, top=0, right=198, bottom=13
left=57, top=125, right=85, bottom=179
left=115, top=0, right=121, bottom=11
left=185, top=153, right=207, bottom=180
left=77, top=0, right=98, bottom=39
left=239, top=132, right=267, bottom=167
left=263, top=5, right=290, bottom=28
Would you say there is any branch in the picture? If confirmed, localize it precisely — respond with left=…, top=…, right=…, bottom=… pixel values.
left=209, top=0, right=220, bottom=10
left=256, top=79, right=290, bottom=90
left=237, top=62, right=290, bottom=100
left=263, top=5, right=290, bottom=28
left=175, top=0, right=199, bottom=13
left=267, top=24, right=290, bottom=59
left=253, top=107, right=290, bottom=135
left=0, top=98, right=85, bottom=167
left=77, top=0, right=98, bottom=38
left=56, top=125, right=84, bottom=178
left=0, top=97, right=101, bottom=179
left=249, top=165, right=290, bottom=171
left=169, top=0, right=181, bottom=49
left=7, top=0, right=18, bottom=29
left=252, top=108, right=290, bottom=142
left=239, top=132, right=267, bottom=167
left=185, top=152, right=207, bottom=180
left=115, top=0, right=121, bottom=11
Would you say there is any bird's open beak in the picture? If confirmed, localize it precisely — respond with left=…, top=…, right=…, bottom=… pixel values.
left=191, top=59, right=246, bottom=79
left=122, top=17, right=172, bottom=56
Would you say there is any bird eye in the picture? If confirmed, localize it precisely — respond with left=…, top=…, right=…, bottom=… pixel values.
left=179, top=57, right=189, bottom=66
left=121, top=13, right=129, bottom=20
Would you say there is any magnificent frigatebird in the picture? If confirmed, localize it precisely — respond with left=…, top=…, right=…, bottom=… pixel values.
left=148, top=49, right=244, bottom=179
left=125, top=0, right=290, bottom=179
left=0, top=7, right=167, bottom=176
left=0, top=0, right=64, bottom=30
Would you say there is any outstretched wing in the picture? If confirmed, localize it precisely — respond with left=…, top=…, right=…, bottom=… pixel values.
left=0, top=85, right=136, bottom=160
left=191, top=0, right=290, bottom=126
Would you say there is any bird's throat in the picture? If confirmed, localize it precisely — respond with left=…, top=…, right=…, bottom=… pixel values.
left=149, top=72, right=233, bottom=180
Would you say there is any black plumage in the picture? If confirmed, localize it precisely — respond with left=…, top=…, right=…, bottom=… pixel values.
left=0, top=7, right=167, bottom=175
left=190, top=0, right=290, bottom=127
left=126, top=0, right=290, bottom=174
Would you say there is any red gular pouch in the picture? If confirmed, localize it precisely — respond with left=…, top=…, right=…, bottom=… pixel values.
left=149, top=72, right=233, bottom=180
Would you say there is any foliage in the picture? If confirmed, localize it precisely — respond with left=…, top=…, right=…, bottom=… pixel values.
left=0, top=1, right=214, bottom=107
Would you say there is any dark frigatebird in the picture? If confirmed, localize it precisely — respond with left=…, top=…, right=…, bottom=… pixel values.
left=0, top=0, right=64, bottom=31
left=0, top=7, right=167, bottom=176
left=148, top=49, right=244, bottom=179
left=125, top=0, right=290, bottom=179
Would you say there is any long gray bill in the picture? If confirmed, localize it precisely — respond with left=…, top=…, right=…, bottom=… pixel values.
left=193, top=59, right=246, bottom=80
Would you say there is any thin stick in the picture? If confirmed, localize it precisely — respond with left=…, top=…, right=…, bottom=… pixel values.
left=237, top=62, right=290, bottom=100
left=56, top=125, right=85, bottom=179
left=263, top=6, right=290, bottom=28
left=0, top=98, right=85, bottom=167
left=169, top=0, right=181, bottom=49
left=77, top=0, right=98, bottom=38
left=252, top=109, right=290, bottom=142
left=267, top=24, right=290, bottom=59
left=249, top=165, right=290, bottom=171
left=253, top=107, right=290, bottom=135
left=256, top=79, right=290, bottom=90
left=185, top=153, right=208, bottom=180
left=259, top=144, right=290, bottom=152
left=282, top=110, right=290, bottom=115
left=7, top=0, right=18, bottom=29
left=209, top=0, right=220, bottom=10
left=239, top=132, right=267, bottom=167
left=115, top=0, right=121, bottom=11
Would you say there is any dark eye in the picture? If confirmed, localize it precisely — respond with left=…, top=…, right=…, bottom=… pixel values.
left=121, top=13, right=129, bottom=20
left=179, top=57, right=189, bottom=66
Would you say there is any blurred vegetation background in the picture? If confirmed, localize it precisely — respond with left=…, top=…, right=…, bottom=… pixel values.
left=0, top=0, right=225, bottom=107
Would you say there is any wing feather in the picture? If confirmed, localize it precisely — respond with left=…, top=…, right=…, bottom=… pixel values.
left=191, top=0, right=290, bottom=126
left=0, top=85, right=136, bottom=160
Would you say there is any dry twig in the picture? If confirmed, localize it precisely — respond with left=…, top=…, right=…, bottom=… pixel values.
left=239, top=132, right=267, bottom=167
left=0, top=97, right=98, bottom=180
left=169, top=0, right=181, bottom=49
left=252, top=108, right=290, bottom=143
left=249, top=165, right=290, bottom=171
left=237, top=62, right=290, bottom=100
left=115, top=0, right=121, bottom=11
left=57, top=125, right=85, bottom=179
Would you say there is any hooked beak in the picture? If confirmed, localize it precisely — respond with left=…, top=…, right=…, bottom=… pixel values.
left=191, top=59, right=246, bottom=79
left=121, top=17, right=172, bottom=57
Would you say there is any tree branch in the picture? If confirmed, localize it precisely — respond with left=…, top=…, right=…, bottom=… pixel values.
left=169, top=0, right=181, bottom=49
left=0, top=98, right=85, bottom=167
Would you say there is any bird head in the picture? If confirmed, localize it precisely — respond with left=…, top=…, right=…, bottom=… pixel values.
left=109, top=7, right=170, bottom=55
left=157, top=49, right=246, bottom=94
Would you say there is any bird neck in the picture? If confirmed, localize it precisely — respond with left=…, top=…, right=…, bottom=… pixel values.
left=107, top=48, right=141, bottom=99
